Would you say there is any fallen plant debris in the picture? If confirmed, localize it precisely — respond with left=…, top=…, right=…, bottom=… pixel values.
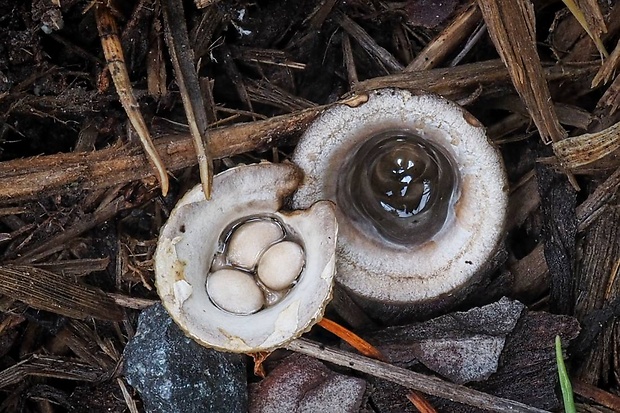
left=95, top=1, right=170, bottom=195
left=0, top=0, right=619, bottom=412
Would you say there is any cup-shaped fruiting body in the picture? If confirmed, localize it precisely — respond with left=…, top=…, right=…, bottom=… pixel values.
left=155, top=162, right=337, bottom=352
left=292, top=89, right=508, bottom=320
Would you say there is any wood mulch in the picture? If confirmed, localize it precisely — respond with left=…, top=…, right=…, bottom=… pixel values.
left=0, top=0, right=619, bottom=411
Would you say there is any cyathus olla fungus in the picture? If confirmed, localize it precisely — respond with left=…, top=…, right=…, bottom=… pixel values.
left=155, top=163, right=337, bottom=352
left=292, top=89, right=508, bottom=320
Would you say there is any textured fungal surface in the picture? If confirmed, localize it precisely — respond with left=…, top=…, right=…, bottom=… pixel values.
left=293, top=88, right=508, bottom=305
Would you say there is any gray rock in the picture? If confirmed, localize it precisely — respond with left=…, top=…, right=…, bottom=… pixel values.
left=123, top=304, right=247, bottom=413
left=366, top=298, right=580, bottom=412
left=368, top=297, right=525, bottom=384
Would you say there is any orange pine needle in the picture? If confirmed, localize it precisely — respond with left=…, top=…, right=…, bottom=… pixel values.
left=318, top=317, right=437, bottom=412
left=317, top=317, right=386, bottom=361
left=407, top=390, right=439, bottom=413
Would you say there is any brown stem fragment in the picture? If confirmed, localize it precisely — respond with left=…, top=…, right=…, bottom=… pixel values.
left=318, top=318, right=386, bottom=361
left=95, top=3, right=170, bottom=195
left=0, top=354, right=104, bottom=389
left=353, top=59, right=598, bottom=96
left=573, top=380, right=620, bottom=411
left=0, top=105, right=325, bottom=204
left=338, top=12, right=404, bottom=74
left=342, top=34, right=358, bottom=86
left=161, top=0, right=213, bottom=199
left=0, top=265, right=124, bottom=321
left=405, top=2, right=482, bottom=72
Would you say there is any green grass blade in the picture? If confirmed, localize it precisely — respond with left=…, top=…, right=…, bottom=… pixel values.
left=555, top=335, right=577, bottom=413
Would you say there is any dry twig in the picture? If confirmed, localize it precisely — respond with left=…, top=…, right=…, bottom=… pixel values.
left=405, top=2, right=482, bottom=72
left=317, top=318, right=437, bottom=413
left=0, top=61, right=598, bottom=204
left=0, top=355, right=104, bottom=389
left=339, top=12, right=404, bottom=74
left=0, top=265, right=124, bottom=321
left=286, top=338, right=549, bottom=413
left=95, top=3, right=170, bottom=195
left=161, top=0, right=213, bottom=199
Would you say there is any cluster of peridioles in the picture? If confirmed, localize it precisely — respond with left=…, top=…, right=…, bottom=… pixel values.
left=206, top=217, right=305, bottom=315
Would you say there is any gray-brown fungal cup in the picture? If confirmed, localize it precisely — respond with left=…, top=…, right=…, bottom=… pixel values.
left=155, top=162, right=338, bottom=352
left=292, top=89, right=508, bottom=321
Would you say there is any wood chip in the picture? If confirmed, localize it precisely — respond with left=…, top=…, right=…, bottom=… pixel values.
left=405, top=2, right=482, bottom=72
left=536, top=162, right=577, bottom=314
left=593, top=39, right=620, bottom=87
left=573, top=206, right=620, bottom=383
left=553, top=121, right=620, bottom=170
left=576, top=167, right=620, bottom=231
left=598, top=75, right=620, bottom=114
left=478, top=0, right=566, bottom=144
left=0, top=354, right=103, bottom=389
left=0, top=265, right=124, bottom=321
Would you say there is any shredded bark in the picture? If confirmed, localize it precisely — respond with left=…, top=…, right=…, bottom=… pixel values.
left=478, top=0, right=566, bottom=144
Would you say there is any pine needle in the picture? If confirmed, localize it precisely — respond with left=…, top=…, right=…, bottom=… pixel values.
left=561, top=0, right=608, bottom=59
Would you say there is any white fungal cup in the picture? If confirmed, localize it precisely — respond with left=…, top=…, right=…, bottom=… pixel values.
left=155, top=163, right=338, bottom=353
left=292, top=89, right=508, bottom=315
